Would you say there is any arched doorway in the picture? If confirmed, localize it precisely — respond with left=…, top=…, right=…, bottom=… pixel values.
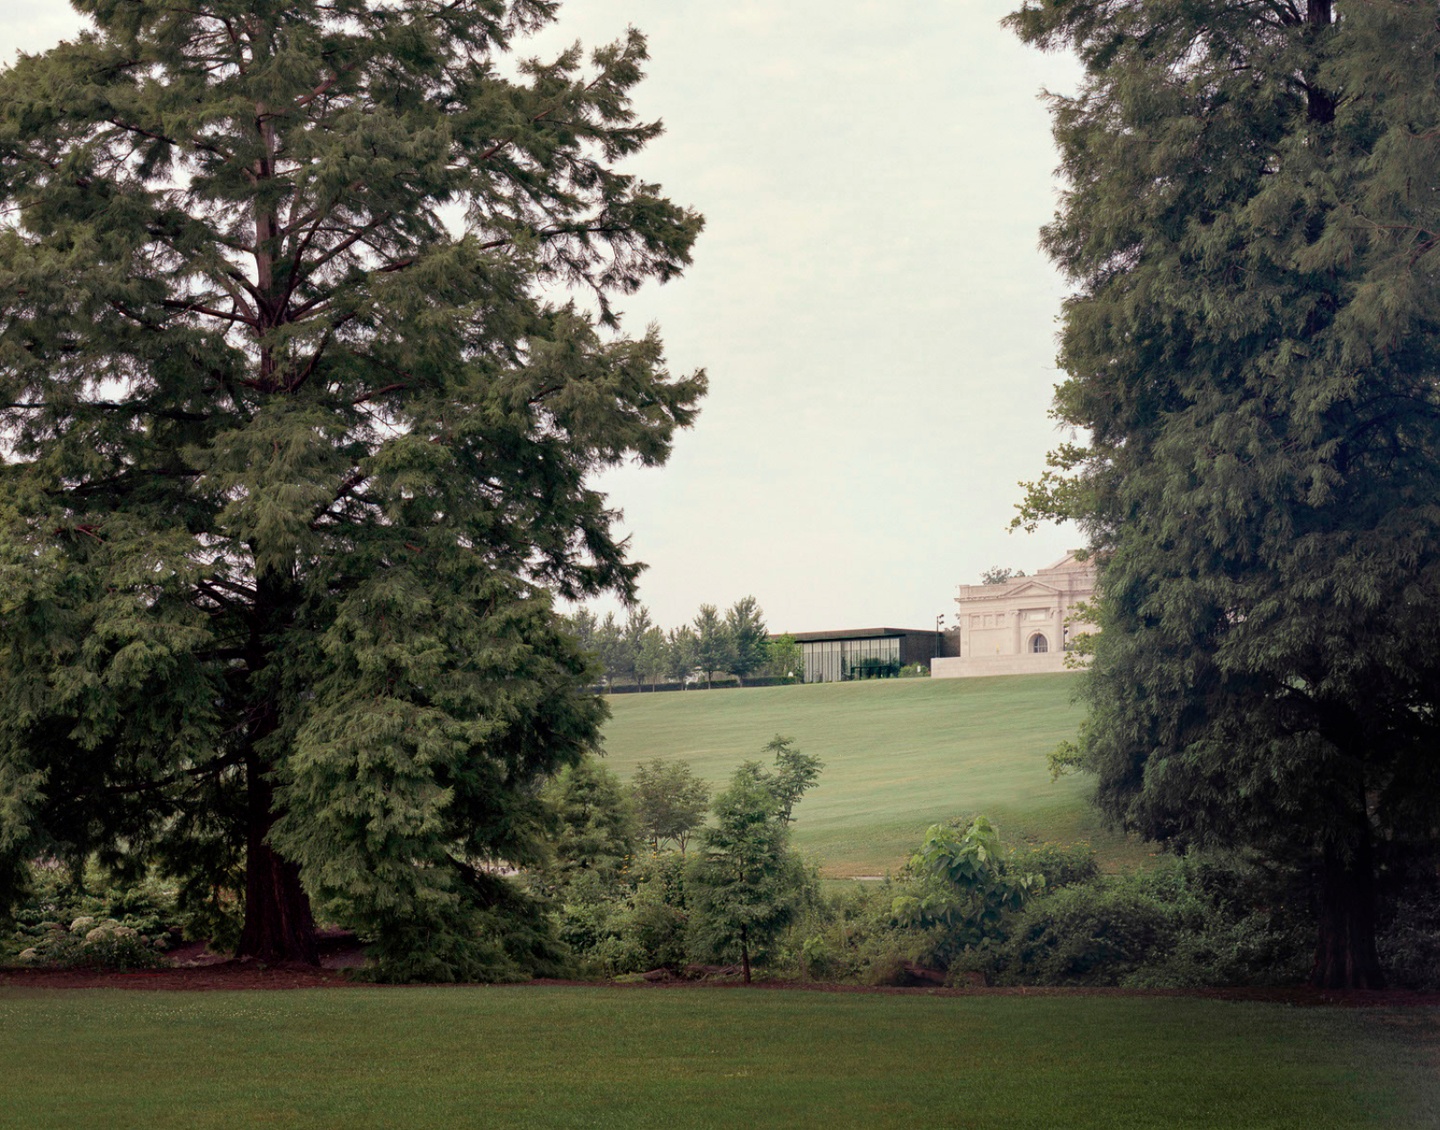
left=1029, top=633, right=1048, bottom=654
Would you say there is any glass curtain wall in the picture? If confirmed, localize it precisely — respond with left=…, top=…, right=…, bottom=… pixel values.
left=802, top=636, right=901, bottom=682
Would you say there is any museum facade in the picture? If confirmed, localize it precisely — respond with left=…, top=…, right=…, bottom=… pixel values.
left=930, top=552, right=1097, bottom=679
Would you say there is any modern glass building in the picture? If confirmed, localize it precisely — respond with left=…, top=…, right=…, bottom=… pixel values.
left=789, top=628, right=952, bottom=683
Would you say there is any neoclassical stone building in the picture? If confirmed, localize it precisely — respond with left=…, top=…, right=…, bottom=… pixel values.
left=931, top=552, right=1097, bottom=678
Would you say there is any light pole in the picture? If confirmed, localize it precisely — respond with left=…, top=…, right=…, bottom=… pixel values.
left=935, top=614, right=944, bottom=660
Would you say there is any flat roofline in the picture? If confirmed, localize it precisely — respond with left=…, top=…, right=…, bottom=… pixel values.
left=780, top=627, right=941, bottom=643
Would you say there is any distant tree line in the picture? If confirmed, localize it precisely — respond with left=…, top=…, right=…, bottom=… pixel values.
left=564, top=598, right=803, bottom=690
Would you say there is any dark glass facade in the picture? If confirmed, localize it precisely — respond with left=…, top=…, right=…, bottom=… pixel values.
left=801, top=635, right=902, bottom=683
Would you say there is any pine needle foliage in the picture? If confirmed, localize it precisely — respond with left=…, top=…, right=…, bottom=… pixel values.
left=1008, top=0, right=1440, bottom=987
left=0, top=0, right=704, bottom=978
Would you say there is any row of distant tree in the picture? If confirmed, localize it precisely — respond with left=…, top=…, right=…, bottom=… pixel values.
left=566, top=598, right=802, bottom=689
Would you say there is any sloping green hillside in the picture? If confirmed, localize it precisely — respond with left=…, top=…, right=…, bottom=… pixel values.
left=599, top=675, right=1143, bottom=875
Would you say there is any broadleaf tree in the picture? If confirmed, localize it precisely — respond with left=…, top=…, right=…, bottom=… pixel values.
left=0, top=0, right=704, bottom=978
left=620, top=604, right=654, bottom=687
left=629, top=757, right=709, bottom=853
left=691, top=602, right=732, bottom=688
left=1009, top=0, right=1440, bottom=987
left=724, top=595, right=767, bottom=684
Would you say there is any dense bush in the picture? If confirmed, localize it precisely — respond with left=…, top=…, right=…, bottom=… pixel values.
left=976, top=878, right=1182, bottom=986
left=963, top=854, right=1312, bottom=988
left=1012, top=842, right=1100, bottom=891
left=4, top=864, right=178, bottom=970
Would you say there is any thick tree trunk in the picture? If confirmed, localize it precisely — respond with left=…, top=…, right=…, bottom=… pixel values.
left=740, top=923, right=751, bottom=985
left=1310, top=835, right=1384, bottom=989
left=235, top=756, right=319, bottom=965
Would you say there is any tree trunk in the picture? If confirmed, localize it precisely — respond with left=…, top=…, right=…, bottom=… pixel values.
left=740, top=923, right=751, bottom=985
left=1310, top=835, right=1384, bottom=989
left=235, top=755, right=319, bottom=965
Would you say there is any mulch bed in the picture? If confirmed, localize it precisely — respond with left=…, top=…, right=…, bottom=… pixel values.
left=2, top=960, right=1438, bottom=1005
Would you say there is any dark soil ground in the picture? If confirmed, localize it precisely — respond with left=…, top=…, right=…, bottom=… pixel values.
left=2, top=950, right=1438, bottom=1005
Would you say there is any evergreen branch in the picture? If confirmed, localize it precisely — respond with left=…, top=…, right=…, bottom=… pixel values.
left=77, top=750, right=247, bottom=802
left=284, top=318, right=350, bottom=393
left=290, top=212, right=394, bottom=285
left=294, top=60, right=363, bottom=109
left=104, top=118, right=230, bottom=162
left=196, top=579, right=253, bottom=613
left=205, top=577, right=259, bottom=600
left=46, top=466, right=202, bottom=499
left=108, top=299, right=165, bottom=331
left=161, top=297, right=259, bottom=327
left=309, top=469, right=370, bottom=529
left=353, top=382, right=408, bottom=404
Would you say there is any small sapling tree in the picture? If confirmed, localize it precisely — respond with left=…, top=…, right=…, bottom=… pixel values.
left=685, top=739, right=821, bottom=982
left=541, top=759, right=637, bottom=893
left=686, top=763, right=812, bottom=983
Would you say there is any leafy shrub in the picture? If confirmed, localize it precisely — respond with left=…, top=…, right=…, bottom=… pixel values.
left=982, top=879, right=1178, bottom=986
left=621, top=852, right=691, bottom=971
left=1012, top=841, right=1099, bottom=891
left=891, top=818, right=1043, bottom=968
left=965, top=854, right=1312, bottom=988
left=1378, top=887, right=1440, bottom=991
left=5, top=863, right=181, bottom=968
left=15, top=919, right=166, bottom=971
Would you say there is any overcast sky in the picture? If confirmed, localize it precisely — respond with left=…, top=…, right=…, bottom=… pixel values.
left=1, top=1, right=1084, bottom=636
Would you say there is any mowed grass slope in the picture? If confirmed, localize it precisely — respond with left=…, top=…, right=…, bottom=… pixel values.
left=600, top=675, right=1143, bottom=875
left=2, top=987, right=1435, bottom=1129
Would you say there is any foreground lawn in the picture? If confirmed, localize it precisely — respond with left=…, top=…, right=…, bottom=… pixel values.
left=1, top=987, right=1435, bottom=1129
left=600, top=675, right=1144, bottom=874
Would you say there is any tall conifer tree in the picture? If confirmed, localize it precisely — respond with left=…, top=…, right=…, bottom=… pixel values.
left=1010, top=0, right=1440, bottom=987
left=0, top=0, right=703, bottom=978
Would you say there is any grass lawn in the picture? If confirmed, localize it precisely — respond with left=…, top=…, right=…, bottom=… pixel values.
left=1, top=986, right=1435, bottom=1129
left=599, top=675, right=1145, bottom=875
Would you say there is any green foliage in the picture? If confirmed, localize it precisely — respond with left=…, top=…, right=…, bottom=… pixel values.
left=891, top=818, right=1042, bottom=966
left=595, top=613, right=628, bottom=691
left=16, top=921, right=167, bottom=973
left=635, top=627, right=670, bottom=690
left=1011, top=840, right=1099, bottom=891
left=619, top=851, right=691, bottom=971
left=629, top=759, right=709, bottom=852
left=0, top=0, right=703, bottom=978
left=539, top=757, right=636, bottom=892
left=966, top=854, right=1312, bottom=989
left=759, top=735, right=823, bottom=824
left=690, top=604, right=733, bottom=688
left=685, top=761, right=816, bottom=981
left=985, top=880, right=1178, bottom=987
left=763, top=634, right=802, bottom=681
left=1007, top=0, right=1440, bottom=987
left=664, top=625, right=698, bottom=685
left=725, top=597, right=768, bottom=683
left=5, top=863, right=177, bottom=969
left=1378, top=891, right=1440, bottom=993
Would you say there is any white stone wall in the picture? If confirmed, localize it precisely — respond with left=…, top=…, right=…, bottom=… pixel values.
left=931, top=653, right=1074, bottom=678
left=934, top=552, right=1097, bottom=679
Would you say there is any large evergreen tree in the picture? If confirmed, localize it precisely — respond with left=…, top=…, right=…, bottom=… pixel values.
left=0, top=0, right=703, bottom=978
left=1009, top=0, right=1440, bottom=987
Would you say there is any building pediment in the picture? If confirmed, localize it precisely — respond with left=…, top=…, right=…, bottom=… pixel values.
left=1001, top=579, right=1062, bottom=599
